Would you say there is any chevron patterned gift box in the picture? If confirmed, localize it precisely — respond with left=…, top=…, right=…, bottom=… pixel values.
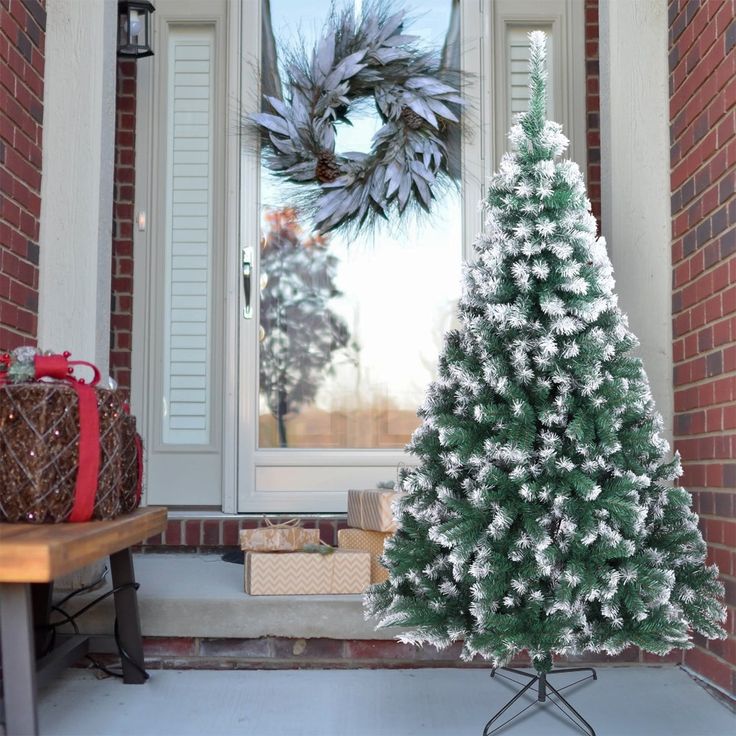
left=337, top=528, right=392, bottom=584
left=346, top=489, right=400, bottom=532
left=244, top=550, right=371, bottom=595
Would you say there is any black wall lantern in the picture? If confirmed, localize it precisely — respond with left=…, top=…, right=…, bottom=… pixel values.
left=117, top=1, right=155, bottom=58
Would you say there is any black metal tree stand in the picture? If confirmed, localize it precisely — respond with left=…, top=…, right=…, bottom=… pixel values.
left=483, top=665, right=598, bottom=736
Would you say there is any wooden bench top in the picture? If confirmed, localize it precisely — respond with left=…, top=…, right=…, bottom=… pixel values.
left=0, top=507, right=167, bottom=583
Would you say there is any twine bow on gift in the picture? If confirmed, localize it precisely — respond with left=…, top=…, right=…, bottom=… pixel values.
left=262, top=516, right=302, bottom=529
left=302, top=541, right=335, bottom=555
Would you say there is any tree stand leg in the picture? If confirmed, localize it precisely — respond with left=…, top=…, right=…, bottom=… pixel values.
left=483, top=665, right=597, bottom=736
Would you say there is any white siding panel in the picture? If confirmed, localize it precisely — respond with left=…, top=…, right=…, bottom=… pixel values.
left=172, top=138, right=208, bottom=151
left=171, top=375, right=207, bottom=389
left=163, top=30, right=214, bottom=445
left=170, top=416, right=208, bottom=430
left=172, top=294, right=207, bottom=310
left=170, top=362, right=206, bottom=376
left=171, top=322, right=206, bottom=335
left=171, top=334, right=207, bottom=349
left=172, top=231, right=207, bottom=244
left=171, top=244, right=208, bottom=258
left=172, top=281, right=207, bottom=295
left=173, top=216, right=208, bottom=229
left=174, top=150, right=209, bottom=165
left=170, top=308, right=206, bottom=322
left=174, top=86, right=209, bottom=99
left=172, top=268, right=207, bottom=282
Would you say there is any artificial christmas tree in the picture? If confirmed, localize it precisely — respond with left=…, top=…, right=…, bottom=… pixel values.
left=366, top=31, right=725, bottom=732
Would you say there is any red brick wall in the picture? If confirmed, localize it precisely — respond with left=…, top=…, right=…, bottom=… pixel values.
left=585, top=0, right=601, bottom=226
left=0, top=0, right=45, bottom=350
left=110, top=60, right=137, bottom=390
left=669, top=0, right=736, bottom=695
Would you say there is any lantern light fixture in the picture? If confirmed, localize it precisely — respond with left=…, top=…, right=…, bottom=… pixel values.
left=117, top=1, right=155, bottom=59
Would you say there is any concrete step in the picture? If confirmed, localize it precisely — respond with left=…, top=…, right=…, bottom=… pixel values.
left=59, top=552, right=396, bottom=640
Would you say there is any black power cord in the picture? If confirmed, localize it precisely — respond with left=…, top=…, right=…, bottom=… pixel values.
left=35, top=568, right=150, bottom=682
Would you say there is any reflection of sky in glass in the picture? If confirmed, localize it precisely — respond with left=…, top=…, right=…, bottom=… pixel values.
left=259, top=0, right=461, bottom=425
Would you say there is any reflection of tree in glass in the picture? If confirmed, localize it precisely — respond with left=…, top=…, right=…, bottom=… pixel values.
left=259, top=208, right=353, bottom=447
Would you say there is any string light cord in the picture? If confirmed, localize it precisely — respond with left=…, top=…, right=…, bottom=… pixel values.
left=34, top=578, right=149, bottom=681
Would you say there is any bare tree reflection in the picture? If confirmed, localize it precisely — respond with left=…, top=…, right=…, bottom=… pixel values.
left=259, top=208, right=353, bottom=447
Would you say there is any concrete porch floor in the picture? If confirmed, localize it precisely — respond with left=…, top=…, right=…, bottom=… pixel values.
left=36, top=665, right=734, bottom=736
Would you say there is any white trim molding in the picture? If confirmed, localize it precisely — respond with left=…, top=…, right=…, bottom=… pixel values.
left=37, top=0, right=118, bottom=374
left=599, top=0, right=674, bottom=446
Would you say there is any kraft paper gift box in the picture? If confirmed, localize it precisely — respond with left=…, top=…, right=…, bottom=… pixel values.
left=337, top=528, right=392, bottom=584
left=347, top=488, right=400, bottom=532
left=239, top=519, right=320, bottom=552
left=245, top=550, right=371, bottom=595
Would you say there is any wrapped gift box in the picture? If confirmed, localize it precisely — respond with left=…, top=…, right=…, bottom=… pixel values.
left=347, top=489, right=400, bottom=532
left=337, top=528, right=391, bottom=583
left=239, top=522, right=319, bottom=552
left=245, top=550, right=371, bottom=595
left=0, top=383, right=142, bottom=523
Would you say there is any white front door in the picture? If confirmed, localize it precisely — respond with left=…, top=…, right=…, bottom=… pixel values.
left=236, top=0, right=482, bottom=511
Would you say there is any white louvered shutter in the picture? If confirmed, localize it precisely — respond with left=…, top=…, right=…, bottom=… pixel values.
left=163, top=28, right=214, bottom=444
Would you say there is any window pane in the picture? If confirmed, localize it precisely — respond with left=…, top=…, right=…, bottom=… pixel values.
left=258, top=0, right=461, bottom=449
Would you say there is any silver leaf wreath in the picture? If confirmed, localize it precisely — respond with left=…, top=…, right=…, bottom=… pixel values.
left=251, top=1, right=464, bottom=235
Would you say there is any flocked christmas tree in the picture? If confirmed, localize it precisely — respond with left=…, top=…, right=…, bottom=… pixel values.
left=366, top=32, right=726, bottom=675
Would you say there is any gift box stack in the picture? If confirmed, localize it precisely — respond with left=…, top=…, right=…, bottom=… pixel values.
left=338, top=488, right=400, bottom=586
left=241, top=519, right=371, bottom=595
left=241, top=488, right=401, bottom=596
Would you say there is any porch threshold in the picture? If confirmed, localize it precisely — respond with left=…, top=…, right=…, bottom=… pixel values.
left=60, top=553, right=397, bottom=640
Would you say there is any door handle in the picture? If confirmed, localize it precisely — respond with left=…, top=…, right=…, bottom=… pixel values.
left=242, top=246, right=253, bottom=319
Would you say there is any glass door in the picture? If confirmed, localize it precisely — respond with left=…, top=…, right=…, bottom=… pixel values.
left=238, top=0, right=481, bottom=511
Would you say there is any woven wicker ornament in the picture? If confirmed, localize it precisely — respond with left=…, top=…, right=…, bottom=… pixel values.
left=0, top=384, right=141, bottom=523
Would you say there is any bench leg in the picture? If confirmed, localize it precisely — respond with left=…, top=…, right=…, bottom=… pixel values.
left=31, top=583, right=53, bottom=659
left=109, top=548, right=146, bottom=684
left=0, top=583, right=39, bottom=736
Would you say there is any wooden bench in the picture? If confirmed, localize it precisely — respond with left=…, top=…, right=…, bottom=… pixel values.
left=0, top=507, right=167, bottom=735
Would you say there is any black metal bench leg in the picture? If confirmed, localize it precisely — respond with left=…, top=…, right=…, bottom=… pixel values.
left=109, top=548, right=146, bottom=684
left=31, top=583, right=53, bottom=659
left=0, top=583, right=39, bottom=735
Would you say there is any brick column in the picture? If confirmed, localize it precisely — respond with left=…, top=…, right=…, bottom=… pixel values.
left=585, top=0, right=601, bottom=227
left=669, top=0, right=736, bottom=696
left=0, top=0, right=45, bottom=350
left=111, top=59, right=137, bottom=391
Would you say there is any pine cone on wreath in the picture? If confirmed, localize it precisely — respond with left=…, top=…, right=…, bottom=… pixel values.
left=400, top=106, right=424, bottom=130
left=316, top=150, right=341, bottom=183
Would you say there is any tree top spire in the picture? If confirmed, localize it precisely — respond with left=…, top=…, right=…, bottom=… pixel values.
left=521, top=31, right=548, bottom=142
